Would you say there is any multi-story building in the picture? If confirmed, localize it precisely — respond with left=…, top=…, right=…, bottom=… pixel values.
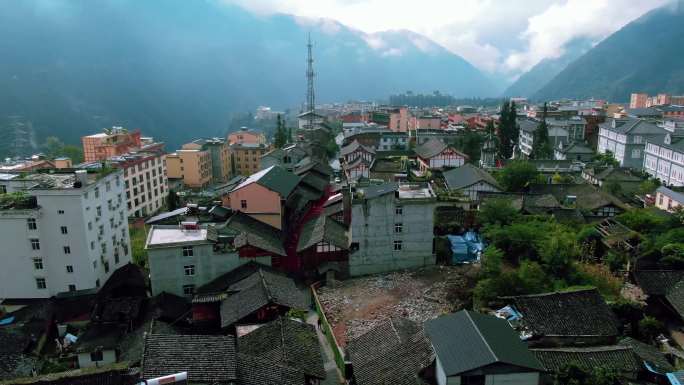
left=518, top=117, right=586, bottom=158
left=228, top=128, right=266, bottom=145
left=409, top=115, right=442, bottom=131
left=630, top=92, right=684, bottom=108
left=0, top=170, right=131, bottom=299
left=166, top=148, right=213, bottom=189
left=655, top=186, right=684, bottom=212
left=630, top=93, right=649, bottom=109
left=598, top=117, right=666, bottom=169
left=228, top=142, right=269, bottom=177
left=643, top=121, right=684, bottom=186
left=182, top=139, right=230, bottom=183
left=145, top=222, right=270, bottom=297
left=349, top=182, right=436, bottom=276
left=82, top=127, right=162, bottom=162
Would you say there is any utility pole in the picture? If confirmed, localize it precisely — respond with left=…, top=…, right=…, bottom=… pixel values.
left=306, top=33, right=315, bottom=130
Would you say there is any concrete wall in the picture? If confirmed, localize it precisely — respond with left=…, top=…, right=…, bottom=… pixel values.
left=77, top=349, right=117, bottom=368
left=350, top=193, right=435, bottom=276
left=229, top=183, right=283, bottom=229
left=485, top=372, right=539, bottom=385
left=435, top=356, right=449, bottom=385
left=148, top=242, right=271, bottom=296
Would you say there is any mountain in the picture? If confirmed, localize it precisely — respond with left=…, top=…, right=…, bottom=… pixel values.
left=0, top=1, right=494, bottom=156
left=533, top=3, right=684, bottom=102
left=503, top=38, right=593, bottom=98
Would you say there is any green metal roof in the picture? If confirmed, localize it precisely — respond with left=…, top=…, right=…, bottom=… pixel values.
left=234, top=165, right=300, bottom=197
left=425, top=310, right=543, bottom=376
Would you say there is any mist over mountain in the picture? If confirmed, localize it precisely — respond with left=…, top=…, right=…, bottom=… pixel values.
left=503, top=38, right=594, bottom=98
left=532, top=3, right=684, bottom=102
left=0, top=0, right=494, bottom=156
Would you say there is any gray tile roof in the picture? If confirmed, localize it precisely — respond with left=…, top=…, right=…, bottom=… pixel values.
left=619, top=337, right=674, bottom=373
left=657, top=186, right=684, bottom=204
left=347, top=318, right=434, bottom=385
left=518, top=118, right=541, bottom=133
left=341, top=140, right=376, bottom=157
left=532, top=346, right=640, bottom=374
left=424, top=310, right=543, bottom=376
left=226, top=212, right=286, bottom=256
left=558, top=141, right=594, bottom=155
left=237, top=353, right=304, bottom=385
left=633, top=270, right=684, bottom=296
left=414, top=138, right=449, bottom=159
left=506, top=288, right=619, bottom=338
left=238, top=317, right=326, bottom=379
left=356, top=183, right=399, bottom=200
left=600, top=118, right=664, bottom=135
left=141, top=334, right=237, bottom=383
left=234, top=165, right=300, bottom=198
left=219, top=270, right=309, bottom=328
left=296, top=215, right=350, bottom=252
left=443, top=164, right=500, bottom=191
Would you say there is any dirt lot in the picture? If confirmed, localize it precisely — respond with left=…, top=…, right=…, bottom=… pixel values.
left=317, top=265, right=478, bottom=346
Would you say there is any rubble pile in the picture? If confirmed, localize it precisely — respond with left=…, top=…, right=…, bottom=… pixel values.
left=318, top=267, right=472, bottom=343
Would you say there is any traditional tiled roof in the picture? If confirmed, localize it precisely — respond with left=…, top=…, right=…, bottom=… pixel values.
left=236, top=353, right=304, bottom=385
left=92, top=297, right=143, bottom=324
left=424, top=311, right=543, bottom=377
left=414, top=138, right=449, bottom=159
left=347, top=318, right=434, bottom=385
left=141, top=334, right=237, bottom=383
left=193, top=262, right=273, bottom=302
left=219, top=270, right=309, bottom=328
left=532, top=346, right=640, bottom=374
left=633, top=270, right=684, bottom=296
left=356, top=182, right=399, bottom=200
left=506, top=288, right=619, bottom=338
left=599, top=118, right=664, bottom=135
left=583, top=167, right=642, bottom=183
left=443, top=164, right=500, bottom=191
left=2, top=367, right=139, bottom=385
left=666, top=280, right=684, bottom=320
left=619, top=337, right=674, bottom=373
left=293, top=158, right=333, bottom=178
left=296, top=215, right=350, bottom=252
left=298, top=172, right=329, bottom=193
left=238, top=317, right=325, bottom=379
left=233, top=165, right=300, bottom=197
left=226, top=212, right=286, bottom=256
left=0, top=329, right=36, bottom=381
left=558, top=141, right=594, bottom=155
left=528, top=184, right=628, bottom=212
left=341, top=140, right=375, bottom=157
left=148, top=292, right=190, bottom=322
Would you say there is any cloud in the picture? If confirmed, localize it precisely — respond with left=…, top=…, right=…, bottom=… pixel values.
left=220, top=0, right=670, bottom=77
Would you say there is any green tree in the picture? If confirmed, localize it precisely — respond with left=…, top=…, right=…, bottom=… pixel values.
left=60, top=145, right=84, bottom=163
left=639, top=316, right=665, bottom=342
left=604, top=181, right=623, bottom=196
left=531, top=103, right=553, bottom=159
left=594, top=151, right=619, bottom=167
left=637, top=179, right=659, bottom=195
left=480, top=246, right=504, bottom=278
left=540, top=230, right=580, bottom=276
left=518, top=260, right=550, bottom=293
left=478, top=198, right=519, bottom=226
left=274, top=114, right=287, bottom=148
left=455, top=130, right=483, bottom=162
left=498, top=160, right=539, bottom=191
left=41, top=136, right=84, bottom=163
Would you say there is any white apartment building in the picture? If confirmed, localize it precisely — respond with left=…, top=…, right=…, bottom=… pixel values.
left=0, top=170, right=132, bottom=299
left=643, top=121, right=684, bottom=187
left=598, top=117, right=665, bottom=169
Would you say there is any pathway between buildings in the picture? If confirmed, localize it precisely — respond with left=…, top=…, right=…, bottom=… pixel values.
left=307, top=310, right=344, bottom=385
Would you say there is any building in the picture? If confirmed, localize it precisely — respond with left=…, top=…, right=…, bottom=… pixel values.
left=228, top=142, right=269, bottom=177
left=82, top=127, right=151, bottom=162
left=528, top=184, right=628, bottom=218
left=0, top=170, right=131, bottom=299
left=442, top=164, right=501, bottom=201
left=655, top=186, right=684, bottom=212
left=228, top=127, right=266, bottom=145
left=389, top=107, right=410, bottom=132
left=259, top=143, right=308, bottom=172
left=630, top=92, right=684, bottom=108
left=80, top=150, right=168, bottom=218
left=0, top=155, right=57, bottom=173
left=297, top=111, right=326, bottom=130
left=166, top=148, right=212, bottom=189
left=581, top=167, right=642, bottom=188
left=410, top=114, right=442, bottom=131
left=145, top=222, right=270, bottom=297
left=630, top=93, right=649, bottom=109
left=643, top=122, right=684, bottom=186
left=425, top=310, right=543, bottom=385
left=414, top=138, right=467, bottom=172
left=350, top=183, right=436, bottom=276
left=598, top=117, right=666, bottom=169
left=518, top=117, right=586, bottom=159
left=554, top=141, right=594, bottom=162
left=378, top=131, right=409, bottom=151
left=228, top=165, right=300, bottom=229
left=340, top=140, right=375, bottom=165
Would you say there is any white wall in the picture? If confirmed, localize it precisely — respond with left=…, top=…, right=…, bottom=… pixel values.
left=486, top=372, right=539, bottom=385
left=77, top=349, right=117, bottom=368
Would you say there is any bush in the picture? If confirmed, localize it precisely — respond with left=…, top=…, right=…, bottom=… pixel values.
left=575, top=263, right=622, bottom=301
left=498, top=160, right=539, bottom=192
left=639, top=316, right=665, bottom=343
left=478, top=198, right=519, bottom=226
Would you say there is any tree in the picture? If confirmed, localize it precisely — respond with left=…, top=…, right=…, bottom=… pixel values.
left=594, top=151, right=619, bottom=167
left=498, top=160, right=539, bottom=192
left=480, top=246, right=504, bottom=278
left=531, top=103, right=553, bottom=159
left=518, top=260, right=550, bottom=293
left=455, top=130, right=483, bottom=162
left=497, top=101, right=512, bottom=159
left=637, top=179, right=659, bottom=195
left=639, top=316, right=665, bottom=342
left=539, top=230, right=580, bottom=277
left=478, top=198, right=519, bottom=226
left=274, top=114, right=287, bottom=148
left=41, top=136, right=84, bottom=163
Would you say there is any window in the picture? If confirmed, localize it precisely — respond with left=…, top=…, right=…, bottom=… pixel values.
left=182, top=246, right=194, bottom=257
left=96, top=206, right=102, bottom=216
left=462, top=375, right=485, bottom=385
left=68, top=284, right=76, bottom=292
left=91, top=241, right=95, bottom=250
left=94, top=188, right=100, bottom=198
left=66, top=265, right=74, bottom=273
left=36, top=278, right=46, bottom=290
left=60, top=226, right=68, bottom=234
left=58, top=210, right=65, bottom=214
left=30, top=238, right=40, bottom=250
left=63, top=246, right=71, bottom=254
left=88, top=221, right=93, bottom=231
left=33, top=258, right=43, bottom=270
left=241, top=200, right=247, bottom=209
left=104, top=261, right=110, bottom=273
left=632, top=149, right=641, bottom=158
left=394, top=223, right=403, bottom=233
left=90, top=350, right=103, bottom=362
left=395, top=206, right=403, bottom=215
left=96, top=279, right=100, bottom=288
left=393, top=240, right=403, bottom=251
left=183, top=284, right=195, bottom=295
left=27, top=218, right=37, bottom=230
left=105, top=181, right=111, bottom=192
left=184, top=265, right=195, bottom=276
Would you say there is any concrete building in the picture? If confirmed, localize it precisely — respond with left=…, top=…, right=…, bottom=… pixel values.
left=228, top=127, right=266, bottom=146
left=228, top=143, right=269, bottom=177
left=81, top=127, right=161, bottom=162
left=518, top=117, right=586, bottom=159
left=183, top=139, right=230, bottom=183
left=350, top=183, right=436, bottom=276
left=145, top=223, right=270, bottom=296
left=166, top=148, right=213, bottom=189
left=644, top=123, right=684, bottom=186
left=0, top=170, right=131, bottom=299
left=655, top=186, right=684, bottom=212
left=598, top=117, right=666, bottom=169
left=630, top=93, right=649, bottom=109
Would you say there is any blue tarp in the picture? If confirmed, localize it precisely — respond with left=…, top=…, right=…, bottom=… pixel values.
left=447, top=231, right=484, bottom=264
left=0, top=316, right=14, bottom=326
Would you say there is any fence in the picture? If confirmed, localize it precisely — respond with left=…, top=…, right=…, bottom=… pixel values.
left=311, top=282, right=346, bottom=378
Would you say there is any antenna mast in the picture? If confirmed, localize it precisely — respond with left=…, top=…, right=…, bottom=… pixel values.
left=306, top=33, right=315, bottom=129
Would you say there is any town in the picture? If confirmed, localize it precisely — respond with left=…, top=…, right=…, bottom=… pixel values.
left=2, top=2, right=684, bottom=385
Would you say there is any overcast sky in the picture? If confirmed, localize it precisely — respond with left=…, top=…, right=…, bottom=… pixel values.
left=222, top=0, right=669, bottom=78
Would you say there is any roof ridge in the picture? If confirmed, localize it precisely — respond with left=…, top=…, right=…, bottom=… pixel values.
left=259, top=269, right=274, bottom=302
left=389, top=318, right=402, bottom=343
left=465, top=311, right=498, bottom=363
